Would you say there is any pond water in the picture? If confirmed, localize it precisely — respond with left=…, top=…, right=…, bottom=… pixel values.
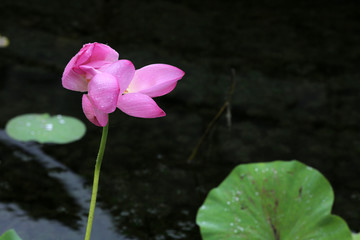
left=0, top=0, right=360, bottom=239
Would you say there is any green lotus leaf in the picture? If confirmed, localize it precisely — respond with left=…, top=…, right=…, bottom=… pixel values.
left=5, top=113, right=86, bottom=144
left=0, top=229, right=22, bottom=240
left=353, top=233, right=360, bottom=240
left=197, top=160, right=352, bottom=240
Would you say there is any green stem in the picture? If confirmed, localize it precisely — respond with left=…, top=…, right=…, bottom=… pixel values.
left=84, top=121, right=109, bottom=240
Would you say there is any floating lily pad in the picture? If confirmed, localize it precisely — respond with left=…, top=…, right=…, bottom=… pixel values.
left=196, top=160, right=352, bottom=240
left=5, top=113, right=86, bottom=144
left=353, top=233, right=360, bottom=240
left=0, top=229, right=22, bottom=240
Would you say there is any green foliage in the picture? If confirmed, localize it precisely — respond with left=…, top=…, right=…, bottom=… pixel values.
left=5, top=113, right=86, bottom=144
left=197, top=160, right=352, bottom=240
left=353, top=233, right=360, bottom=240
left=0, top=229, right=22, bottom=240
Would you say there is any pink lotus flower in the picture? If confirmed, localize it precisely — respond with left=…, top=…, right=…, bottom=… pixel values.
left=62, top=43, right=184, bottom=127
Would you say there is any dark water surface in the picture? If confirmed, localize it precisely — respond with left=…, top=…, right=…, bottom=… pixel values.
left=1, top=0, right=360, bottom=239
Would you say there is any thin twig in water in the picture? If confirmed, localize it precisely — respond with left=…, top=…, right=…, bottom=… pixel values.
left=187, top=69, right=237, bottom=163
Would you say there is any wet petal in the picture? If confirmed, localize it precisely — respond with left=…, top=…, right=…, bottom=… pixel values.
left=88, top=42, right=119, bottom=63
left=82, top=94, right=108, bottom=127
left=80, top=60, right=113, bottom=71
left=100, top=60, right=135, bottom=94
left=127, top=64, right=184, bottom=97
left=78, top=65, right=101, bottom=80
left=62, top=43, right=119, bottom=92
left=77, top=43, right=118, bottom=66
left=62, top=56, right=88, bottom=92
left=88, top=72, right=120, bottom=113
left=75, top=44, right=92, bottom=67
left=117, top=93, right=166, bottom=118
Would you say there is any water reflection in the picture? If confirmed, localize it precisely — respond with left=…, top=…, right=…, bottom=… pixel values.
left=0, top=130, right=127, bottom=239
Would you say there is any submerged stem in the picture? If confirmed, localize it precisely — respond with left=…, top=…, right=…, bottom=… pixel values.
left=84, top=121, right=109, bottom=240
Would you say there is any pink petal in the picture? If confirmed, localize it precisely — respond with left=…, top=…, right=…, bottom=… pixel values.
left=80, top=60, right=113, bottom=70
left=62, top=56, right=88, bottom=92
left=78, top=65, right=101, bottom=80
left=62, top=43, right=119, bottom=92
left=100, top=60, right=135, bottom=94
left=88, top=72, right=120, bottom=113
left=88, top=43, right=119, bottom=63
left=117, top=93, right=166, bottom=118
left=77, top=43, right=119, bottom=66
left=127, top=64, right=184, bottom=97
left=75, top=43, right=94, bottom=67
left=82, top=94, right=108, bottom=127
